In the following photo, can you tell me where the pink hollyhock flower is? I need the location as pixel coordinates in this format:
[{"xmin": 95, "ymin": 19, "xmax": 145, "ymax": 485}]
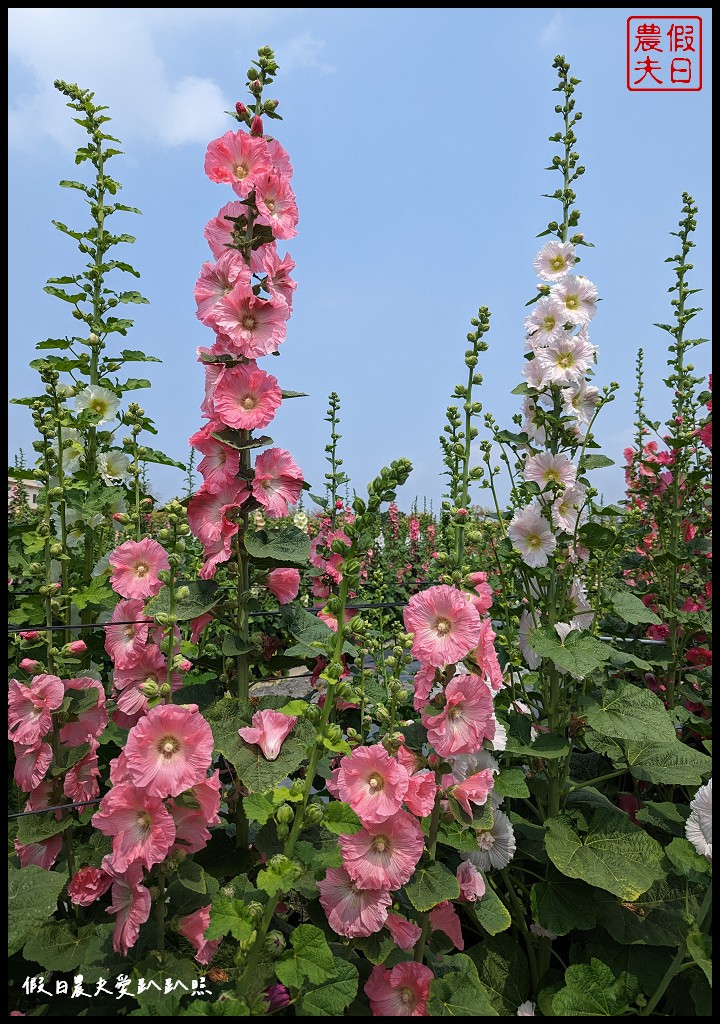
[
  {"xmin": 549, "ymin": 274, "xmax": 598, "ymax": 325},
  {"xmin": 204, "ymin": 130, "xmax": 272, "ymax": 197},
  {"xmin": 696, "ymin": 421, "xmax": 712, "ymax": 449},
  {"xmin": 524, "ymin": 452, "xmax": 577, "ymax": 491},
  {"xmin": 169, "ymin": 803, "xmax": 212, "ymax": 854},
  {"xmin": 395, "ymin": 744, "xmax": 422, "ymax": 776},
  {"xmin": 8, "ymin": 674, "xmax": 64, "ymax": 746},
  {"xmin": 337, "ymin": 745, "xmax": 410, "ymax": 825},
  {"xmin": 189, "ymin": 612, "xmax": 213, "ymax": 645},
  {"xmin": 255, "ymin": 170, "xmax": 299, "ymax": 240},
  {"xmin": 263, "ymin": 984, "xmax": 291, "ymax": 1012},
  {"xmin": 448, "ymin": 768, "xmax": 495, "ymax": 817},
  {"xmin": 551, "ymin": 483, "xmax": 587, "ymax": 534},
  {"xmin": 412, "ymin": 662, "xmax": 438, "ymax": 711},
  {"xmin": 317, "ymin": 866, "xmax": 391, "ymax": 938},
  {"xmin": 18, "ymin": 631, "xmax": 41, "ymax": 641},
  {"xmin": 404, "ymin": 770, "xmax": 437, "ymax": 818},
  {"xmin": 260, "ymin": 247, "xmax": 297, "ymax": 307},
  {"xmin": 19, "ymin": 658, "xmax": 41, "ymax": 672},
  {"xmin": 266, "ymin": 137, "xmax": 293, "ymax": 179},
  {"xmin": 13, "ymin": 741, "xmax": 52, "ymax": 792},
  {"xmin": 203, "ymin": 200, "xmax": 255, "ymax": 259},
  {"xmin": 124, "ymin": 704, "xmax": 215, "ymax": 798},
  {"xmin": 252, "ymin": 447, "xmax": 304, "ymax": 518},
  {"xmin": 199, "ymin": 526, "xmax": 237, "ymax": 580},
  {"xmin": 385, "ymin": 912, "xmax": 422, "ymax": 951},
  {"xmin": 109, "ymin": 750, "xmax": 131, "ymax": 784},
  {"xmin": 212, "ymin": 363, "xmax": 282, "ymax": 431},
  {"xmin": 59, "ymin": 676, "xmax": 108, "ymax": 746},
  {"xmin": 339, "ymin": 810, "xmax": 425, "ymax": 890},
  {"xmin": 422, "ymin": 675, "xmax": 496, "ymax": 758},
  {"xmin": 213, "ymin": 290, "xmax": 289, "ymax": 359},
  {"xmin": 457, "ymin": 860, "xmax": 486, "ymax": 901},
  {"xmin": 365, "ymin": 962, "xmax": 434, "ymax": 1016},
  {"xmin": 508, "ymin": 502, "xmax": 557, "ymax": 569},
  {"xmin": 66, "ymin": 639, "xmax": 87, "ymax": 655},
  {"xmin": 103, "ymin": 858, "xmax": 152, "ymax": 955},
  {"xmin": 109, "ymin": 538, "xmax": 169, "ymax": 600},
  {"xmin": 25, "ymin": 779, "xmax": 60, "ymax": 815},
  {"xmin": 14, "ymin": 834, "xmax": 63, "ymax": 870},
  {"xmin": 430, "ymin": 900, "xmax": 464, "ymax": 950},
  {"xmin": 112, "ymin": 643, "xmax": 169, "ymax": 698},
  {"xmin": 92, "ymin": 782, "xmax": 176, "ymax": 872},
  {"xmin": 471, "ymin": 619, "xmax": 504, "ymax": 693},
  {"xmin": 104, "ymin": 598, "xmax": 151, "ymax": 669},
  {"xmin": 64, "ymin": 738, "xmax": 101, "ymax": 803},
  {"xmin": 194, "ymin": 251, "xmax": 251, "ymax": 325},
  {"xmin": 68, "ymin": 866, "xmax": 113, "ymax": 906},
  {"xmin": 190, "ymin": 422, "xmax": 241, "ymax": 494},
  {"xmin": 404, "ymin": 585, "xmax": 482, "ymax": 668},
  {"xmin": 238, "ymin": 709, "xmax": 297, "ymax": 760},
  {"xmin": 198, "ymin": 356, "xmax": 224, "ymax": 418},
  {"xmin": 179, "ymin": 905, "xmax": 222, "ymax": 965},
  {"xmin": 687, "ymin": 647, "xmax": 712, "ymax": 668},
  {"xmin": 186, "ymin": 769, "xmax": 223, "ymax": 825},
  {"xmin": 187, "ymin": 478, "xmax": 249, "ymax": 546},
  {"xmin": 468, "ymin": 571, "xmax": 493, "ymax": 615},
  {"xmin": 266, "ymin": 567, "xmax": 301, "ymax": 604}
]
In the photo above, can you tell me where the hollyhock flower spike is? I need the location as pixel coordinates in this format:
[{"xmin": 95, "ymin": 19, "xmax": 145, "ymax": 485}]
[
  {"xmin": 109, "ymin": 538, "xmax": 169, "ymax": 600},
  {"xmin": 238, "ymin": 709, "xmax": 297, "ymax": 760},
  {"xmin": 124, "ymin": 704, "xmax": 214, "ymax": 798},
  {"xmin": 317, "ymin": 866, "xmax": 391, "ymax": 938},
  {"xmin": 364, "ymin": 962, "xmax": 434, "ymax": 1017},
  {"xmin": 337, "ymin": 745, "xmax": 410, "ymax": 824},
  {"xmin": 404, "ymin": 584, "xmax": 482, "ymax": 668}
]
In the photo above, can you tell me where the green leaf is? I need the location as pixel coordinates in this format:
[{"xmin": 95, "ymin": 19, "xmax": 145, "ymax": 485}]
[
  {"xmin": 23, "ymin": 922, "xmax": 109, "ymax": 972},
  {"xmin": 686, "ymin": 928, "xmax": 712, "ymax": 986},
  {"xmin": 146, "ymin": 580, "xmax": 220, "ymax": 621},
  {"xmin": 323, "ymin": 801, "xmax": 362, "ymax": 836},
  {"xmin": 578, "ymin": 523, "xmax": 617, "ymax": 550},
  {"xmin": 117, "ymin": 290, "xmax": 149, "ymax": 304},
  {"xmin": 592, "ymin": 735, "xmax": 715, "ymax": 786},
  {"xmin": 664, "ymin": 837, "xmax": 711, "ymax": 881},
  {"xmin": 243, "ymin": 792, "xmax": 275, "ymax": 826},
  {"xmin": 492, "ymin": 769, "xmax": 530, "ymax": 799},
  {"xmin": 256, "ymin": 858, "xmax": 302, "ymax": 896},
  {"xmin": 138, "ymin": 444, "xmax": 185, "ymax": 469},
  {"xmin": 634, "ymin": 801, "xmax": 686, "ymax": 836},
  {"xmin": 545, "ymin": 810, "xmax": 665, "ymax": 900},
  {"xmin": 281, "ymin": 603, "xmax": 357, "ymax": 658},
  {"xmin": 471, "ymin": 884, "xmax": 512, "ymax": 936},
  {"xmin": 529, "ymin": 627, "xmax": 612, "ymax": 677},
  {"xmin": 404, "ymin": 861, "xmax": 460, "ymax": 912},
  {"xmin": 275, "ymin": 924, "xmax": 334, "ymax": 988},
  {"xmin": 466, "ymin": 934, "xmax": 530, "ymax": 1016},
  {"xmin": 606, "ymin": 589, "xmax": 662, "ymax": 626},
  {"xmin": 16, "ymin": 809, "xmax": 75, "ymax": 845},
  {"xmin": 593, "ymin": 881, "xmax": 705, "ymax": 947},
  {"xmin": 530, "ymin": 877, "xmax": 597, "ymax": 937},
  {"xmin": 280, "ymin": 390, "xmax": 309, "ymax": 399},
  {"xmin": 581, "ymin": 682, "xmax": 676, "ymax": 743},
  {"xmin": 354, "ymin": 931, "xmax": 397, "ymax": 965},
  {"xmin": 8, "ymin": 865, "xmax": 66, "ymax": 956},
  {"xmin": 427, "ymin": 965, "xmax": 499, "ymax": 1016},
  {"xmin": 551, "ymin": 959, "xmax": 633, "ymax": 1016},
  {"xmin": 221, "ymin": 634, "xmax": 255, "ymax": 657},
  {"xmin": 245, "ymin": 525, "xmax": 312, "ymax": 567},
  {"xmin": 217, "ymin": 712, "xmax": 314, "ymax": 793},
  {"xmin": 583, "ymin": 936, "xmax": 674, "ymax": 999},
  {"xmin": 297, "ymin": 958, "xmax": 359, "ymax": 1016},
  {"xmin": 119, "ymin": 348, "xmax": 162, "ymax": 362},
  {"xmin": 581, "ymin": 454, "xmax": 615, "ymax": 470},
  {"xmin": 211, "ymin": 428, "xmax": 273, "ymax": 451},
  {"xmin": 206, "ymin": 881, "xmax": 255, "ymax": 943},
  {"xmin": 505, "ymin": 715, "xmax": 569, "ymax": 759},
  {"xmin": 120, "ymin": 377, "xmax": 152, "ymax": 390}
]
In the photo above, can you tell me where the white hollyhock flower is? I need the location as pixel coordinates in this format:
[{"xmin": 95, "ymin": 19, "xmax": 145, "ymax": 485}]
[
  {"xmin": 524, "ymin": 452, "xmax": 577, "ymax": 491},
  {"xmin": 524, "ymin": 297, "xmax": 566, "ymax": 347},
  {"xmin": 533, "ymin": 240, "xmax": 577, "ymax": 281},
  {"xmin": 467, "ymin": 808, "xmax": 516, "ymax": 871},
  {"xmin": 75, "ymin": 384, "xmax": 120, "ymax": 424},
  {"xmin": 517, "ymin": 1001, "xmax": 537, "ymax": 1016},
  {"xmin": 508, "ymin": 502, "xmax": 557, "ymax": 568},
  {"xmin": 686, "ymin": 779, "xmax": 712, "ymax": 861},
  {"xmin": 549, "ymin": 274, "xmax": 598, "ymax": 325},
  {"xmin": 552, "ymin": 483, "xmax": 587, "ymax": 534},
  {"xmin": 535, "ymin": 330, "xmax": 596, "ymax": 388},
  {"xmin": 57, "ymin": 427, "xmax": 84, "ymax": 474},
  {"xmin": 568, "ymin": 578, "xmax": 593, "ymax": 630},
  {"xmin": 561, "ymin": 380, "xmax": 601, "ymax": 426},
  {"xmin": 98, "ymin": 450, "xmax": 131, "ymax": 484}
]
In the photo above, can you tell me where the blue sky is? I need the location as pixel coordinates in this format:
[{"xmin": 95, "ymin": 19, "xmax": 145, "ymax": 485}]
[{"xmin": 8, "ymin": 8, "xmax": 712, "ymax": 512}]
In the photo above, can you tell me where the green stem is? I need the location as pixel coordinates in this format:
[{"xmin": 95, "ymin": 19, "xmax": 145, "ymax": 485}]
[
  {"xmin": 413, "ymin": 773, "xmax": 444, "ymax": 964},
  {"xmin": 154, "ymin": 867, "xmax": 166, "ymax": 958},
  {"xmin": 640, "ymin": 883, "xmax": 711, "ymax": 1015}
]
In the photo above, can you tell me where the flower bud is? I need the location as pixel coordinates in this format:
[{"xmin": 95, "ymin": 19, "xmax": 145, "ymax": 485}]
[
  {"xmin": 264, "ymin": 930, "xmax": 286, "ymax": 954},
  {"xmin": 275, "ymin": 804, "xmax": 295, "ymax": 825},
  {"xmin": 64, "ymin": 639, "xmax": 87, "ymax": 656},
  {"xmin": 245, "ymin": 902, "xmax": 264, "ymax": 924},
  {"xmin": 239, "ymin": 929, "xmax": 258, "ymax": 953},
  {"xmin": 139, "ymin": 679, "xmax": 160, "ymax": 698},
  {"xmin": 304, "ymin": 802, "xmax": 325, "ymax": 826},
  {"xmin": 250, "ymin": 116, "xmax": 264, "ymax": 136},
  {"xmin": 236, "ymin": 101, "xmax": 248, "ymax": 117},
  {"xmin": 159, "ymin": 683, "xmax": 172, "ymax": 697}
]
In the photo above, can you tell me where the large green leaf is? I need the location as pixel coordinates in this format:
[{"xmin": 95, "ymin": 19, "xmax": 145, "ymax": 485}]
[
  {"xmin": 297, "ymin": 958, "xmax": 359, "ymax": 1016},
  {"xmin": 581, "ymin": 683, "xmax": 676, "ymax": 743},
  {"xmin": 275, "ymin": 924, "xmax": 334, "ymax": 988},
  {"xmin": 466, "ymin": 934, "xmax": 530, "ymax": 1015},
  {"xmin": 686, "ymin": 928, "xmax": 712, "ymax": 986},
  {"xmin": 583, "ymin": 935, "xmax": 674, "ymax": 1001},
  {"xmin": 323, "ymin": 801, "xmax": 362, "ymax": 836},
  {"xmin": 492, "ymin": 769, "xmax": 530, "ymax": 799},
  {"xmin": 244, "ymin": 525, "xmax": 311, "ymax": 566},
  {"xmin": 530, "ymin": 877, "xmax": 597, "ymax": 937},
  {"xmin": 545, "ymin": 810, "xmax": 665, "ymax": 900},
  {"xmin": 664, "ymin": 837, "xmax": 711, "ymax": 882},
  {"xmin": 427, "ymin": 957, "xmax": 499, "ymax": 1016},
  {"xmin": 593, "ymin": 881, "xmax": 705, "ymax": 947},
  {"xmin": 551, "ymin": 959, "xmax": 635, "ymax": 1016},
  {"xmin": 606, "ymin": 589, "xmax": 662, "ymax": 626},
  {"xmin": 404, "ymin": 861, "xmax": 460, "ymax": 912},
  {"xmin": 470, "ymin": 884, "xmax": 512, "ymax": 936},
  {"xmin": 145, "ymin": 580, "xmax": 221, "ymax": 621},
  {"xmin": 585, "ymin": 733, "xmax": 712, "ymax": 785},
  {"xmin": 15, "ymin": 809, "xmax": 75, "ymax": 845},
  {"xmin": 8, "ymin": 865, "xmax": 66, "ymax": 956},
  {"xmin": 220, "ymin": 716, "xmax": 313, "ymax": 793},
  {"xmin": 23, "ymin": 921, "xmax": 110, "ymax": 972},
  {"xmin": 529, "ymin": 627, "xmax": 612, "ymax": 677}
]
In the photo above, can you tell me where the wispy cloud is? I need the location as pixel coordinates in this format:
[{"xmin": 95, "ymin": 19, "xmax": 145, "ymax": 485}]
[
  {"xmin": 539, "ymin": 13, "xmax": 563, "ymax": 46},
  {"xmin": 277, "ymin": 31, "xmax": 335, "ymax": 74}
]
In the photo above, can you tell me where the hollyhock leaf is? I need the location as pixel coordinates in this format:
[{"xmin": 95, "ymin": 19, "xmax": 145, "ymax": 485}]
[
  {"xmin": 243, "ymin": 792, "xmax": 276, "ymax": 825},
  {"xmin": 593, "ymin": 880, "xmax": 705, "ymax": 947},
  {"xmin": 323, "ymin": 801, "xmax": 362, "ymax": 836},
  {"xmin": 131, "ymin": 953, "xmax": 199, "ymax": 1015},
  {"xmin": 295, "ymin": 837, "xmax": 343, "ymax": 870},
  {"xmin": 691, "ymin": 976, "xmax": 712, "ymax": 1016},
  {"xmin": 277, "ymin": 700, "xmax": 311, "ymax": 717},
  {"xmin": 466, "ymin": 934, "xmax": 530, "ymax": 1016},
  {"xmin": 176, "ymin": 860, "xmax": 217, "ymax": 896},
  {"xmin": 355, "ymin": 931, "xmax": 397, "ymax": 965},
  {"xmin": 583, "ymin": 937, "xmax": 674, "ymax": 999},
  {"xmin": 551, "ymin": 959, "xmax": 634, "ymax": 1016},
  {"xmin": 221, "ymin": 635, "xmax": 256, "ymax": 657},
  {"xmin": 622, "ymin": 738, "xmax": 712, "ymax": 786},
  {"xmin": 16, "ymin": 811, "xmax": 75, "ymax": 845},
  {"xmin": 606, "ymin": 590, "xmax": 662, "ymax": 626},
  {"xmin": 495, "ymin": 429, "xmax": 530, "ymax": 445},
  {"xmin": 634, "ymin": 801, "xmax": 687, "ymax": 836},
  {"xmin": 229, "ymin": 718, "xmax": 314, "ymax": 793},
  {"xmin": 8, "ymin": 864, "xmax": 66, "ymax": 955},
  {"xmin": 581, "ymin": 454, "xmax": 615, "ymax": 470},
  {"xmin": 280, "ymin": 390, "xmax": 309, "ymax": 399},
  {"xmin": 245, "ymin": 526, "xmax": 312, "ymax": 566},
  {"xmin": 545, "ymin": 810, "xmax": 665, "ymax": 900},
  {"xmin": 437, "ymin": 821, "xmax": 481, "ymax": 853},
  {"xmin": 404, "ymin": 861, "xmax": 460, "ymax": 913},
  {"xmin": 206, "ymin": 893, "xmax": 255, "ymax": 943},
  {"xmin": 146, "ymin": 580, "xmax": 220, "ymax": 620},
  {"xmin": 119, "ymin": 349, "xmax": 162, "ymax": 362},
  {"xmin": 256, "ymin": 859, "xmax": 302, "ymax": 896},
  {"xmin": 530, "ymin": 878, "xmax": 597, "ymax": 937},
  {"xmin": 179, "ymin": 998, "xmax": 249, "ymax": 1016},
  {"xmin": 606, "ymin": 649, "xmax": 654, "ymax": 672},
  {"xmin": 297, "ymin": 958, "xmax": 359, "ymax": 1016},
  {"xmin": 23, "ymin": 921, "xmax": 108, "ymax": 972},
  {"xmin": 427, "ymin": 970, "xmax": 499, "ymax": 1016},
  {"xmin": 133, "ymin": 445, "xmax": 185, "ymax": 468},
  {"xmin": 275, "ymin": 924, "xmax": 334, "ymax": 987},
  {"xmin": 117, "ymin": 290, "xmax": 149, "ymax": 304},
  {"xmin": 281, "ymin": 605, "xmax": 358, "ymax": 656},
  {"xmin": 578, "ymin": 523, "xmax": 617, "ymax": 549},
  {"xmin": 529, "ymin": 627, "xmax": 612, "ymax": 677},
  {"xmin": 469, "ymin": 885, "xmax": 512, "ymax": 936},
  {"xmin": 211, "ymin": 428, "xmax": 273, "ymax": 451},
  {"xmin": 506, "ymin": 717, "xmax": 569, "ymax": 760},
  {"xmin": 686, "ymin": 928, "xmax": 712, "ymax": 986},
  {"xmin": 664, "ymin": 838, "xmax": 711, "ymax": 881},
  {"xmin": 493, "ymin": 769, "xmax": 530, "ymax": 799},
  {"xmin": 581, "ymin": 683, "xmax": 676, "ymax": 743}
]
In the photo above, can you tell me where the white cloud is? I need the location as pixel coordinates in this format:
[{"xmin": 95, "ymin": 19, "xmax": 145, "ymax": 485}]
[
  {"xmin": 277, "ymin": 31, "xmax": 335, "ymax": 74},
  {"xmin": 539, "ymin": 13, "xmax": 563, "ymax": 46}
]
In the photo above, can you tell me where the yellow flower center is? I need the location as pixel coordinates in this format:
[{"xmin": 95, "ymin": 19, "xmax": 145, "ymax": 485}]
[
  {"xmin": 90, "ymin": 399, "xmax": 107, "ymax": 413},
  {"xmin": 367, "ymin": 773, "xmax": 384, "ymax": 792},
  {"xmin": 134, "ymin": 562, "xmax": 149, "ymax": 578},
  {"xmin": 124, "ymin": 625, "xmax": 136, "ymax": 639},
  {"xmin": 435, "ymin": 617, "xmax": 452, "ymax": 636},
  {"xmin": 373, "ymin": 836, "xmax": 388, "ymax": 853},
  {"xmin": 242, "ymin": 395, "xmax": 257, "ymax": 410},
  {"xmin": 542, "ymin": 315, "xmax": 556, "ymax": 331},
  {"xmin": 234, "ymin": 162, "xmax": 249, "ymax": 180},
  {"xmin": 565, "ymin": 294, "xmax": 580, "ymax": 310},
  {"xmin": 400, "ymin": 989, "xmax": 415, "ymax": 1006},
  {"xmin": 242, "ymin": 315, "xmax": 257, "ymax": 331},
  {"xmin": 158, "ymin": 736, "xmax": 180, "ymax": 760},
  {"xmin": 549, "ymin": 254, "xmax": 566, "ymax": 270},
  {"xmin": 556, "ymin": 353, "xmax": 575, "ymax": 369},
  {"xmin": 136, "ymin": 811, "xmax": 152, "ymax": 835}
]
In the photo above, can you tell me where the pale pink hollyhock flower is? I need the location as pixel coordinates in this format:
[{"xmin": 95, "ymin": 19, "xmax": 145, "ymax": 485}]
[
  {"xmin": 536, "ymin": 330, "xmax": 597, "ymax": 388},
  {"xmin": 124, "ymin": 704, "xmax": 215, "ymax": 798},
  {"xmin": 252, "ymin": 447, "xmax": 304, "ymax": 518},
  {"xmin": 198, "ymin": 356, "xmax": 224, "ymax": 418},
  {"xmin": 317, "ymin": 866, "xmax": 391, "ymax": 938},
  {"xmin": 109, "ymin": 538, "xmax": 169, "ymax": 600},
  {"xmin": 467, "ymin": 808, "xmax": 517, "ymax": 872},
  {"xmin": 524, "ymin": 452, "xmax": 577, "ymax": 491},
  {"xmin": 213, "ymin": 290, "xmax": 289, "ymax": 359},
  {"xmin": 468, "ymin": 571, "xmax": 493, "ymax": 615},
  {"xmin": 260, "ymin": 247, "xmax": 297, "ymax": 307},
  {"xmin": 112, "ymin": 643, "xmax": 168, "ymax": 695},
  {"xmin": 396, "ymin": 744, "xmax": 422, "ymax": 776},
  {"xmin": 685, "ymin": 779, "xmax": 712, "ymax": 861},
  {"xmin": 24, "ymin": 779, "xmax": 59, "ymax": 815},
  {"xmin": 14, "ymin": 834, "xmax": 63, "ymax": 870},
  {"xmin": 404, "ymin": 770, "xmax": 437, "ymax": 818},
  {"xmin": 266, "ymin": 567, "xmax": 301, "ymax": 604},
  {"xmin": 430, "ymin": 900, "xmax": 464, "ymax": 950},
  {"xmin": 337, "ymin": 745, "xmax": 410, "ymax": 825},
  {"xmin": 13, "ymin": 741, "xmax": 52, "ymax": 792},
  {"xmin": 103, "ymin": 857, "xmax": 152, "ymax": 955},
  {"xmin": 187, "ymin": 769, "xmax": 223, "ymax": 826},
  {"xmin": 255, "ymin": 170, "xmax": 299, "ymax": 240},
  {"xmin": 109, "ymin": 750, "xmax": 131, "ymax": 785},
  {"xmin": 568, "ymin": 578, "xmax": 594, "ymax": 630},
  {"xmin": 523, "ymin": 296, "xmax": 566, "ymax": 347},
  {"xmin": 533, "ymin": 240, "xmax": 576, "ymax": 281},
  {"xmin": 238, "ymin": 709, "xmax": 297, "ymax": 760},
  {"xmin": 561, "ymin": 380, "xmax": 600, "ymax": 426},
  {"xmin": 189, "ymin": 612, "xmax": 214, "ymax": 645},
  {"xmin": 457, "ymin": 860, "xmax": 486, "ymax": 901},
  {"xmin": 66, "ymin": 639, "xmax": 87, "ymax": 655},
  {"xmin": 92, "ymin": 782, "xmax": 176, "ymax": 872},
  {"xmin": 199, "ymin": 526, "xmax": 237, "ymax": 580},
  {"xmin": 212, "ymin": 363, "xmax": 282, "ymax": 431},
  {"xmin": 472, "ymin": 619, "xmax": 504, "ymax": 693},
  {"xmin": 448, "ymin": 769, "xmax": 495, "ymax": 817},
  {"xmin": 204, "ymin": 200, "xmax": 250, "ymax": 259},
  {"xmin": 266, "ymin": 137, "xmax": 293, "ymax": 179},
  {"xmin": 190, "ymin": 423, "xmax": 242, "ymax": 494},
  {"xmin": 188, "ymin": 479, "xmax": 249, "ymax": 546},
  {"xmin": 64, "ymin": 738, "xmax": 101, "ymax": 803},
  {"xmin": 179, "ymin": 905, "xmax": 222, "ymax": 965},
  {"xmin": 508, "ymin": 502, "xmax": 557, "ymax": 568},
  {"xmin": 517, "ymin": 1001, "xmax": 537, "ymax": 1016},
  {"xmin": 339, "ymin": 810, "xmax": 424, "ymax": 890},
  {"xmin": 8, "ymin": 674, "xmax": 64, "ymax": 746},
  {"xmin": 412, "ymin": 662, "xmax": 438, "ymax": 712},
  {"xmin": 204, "ymin": 130, "xmax": 272, "ymax": 197},
  {"xmin": 519, "ymin": 610, "xmax": 542, "ymax": 670},
  {"xmin": 404, "ymin": 584, "xmax": 482, "ymax": 669},
  {"xmin": 549, "ymin": 274, "xmax": 598, "ymax": 325},
  {"xmin": 365, "ymin": 962, "xmax": 434, "ymax": 1016},
  {"xmin": 385, "ymin": 912, "xmax": 422, "ymax": 951},
  {"xmin": 68, "ymin": 865, "xmax": 113, "ymax": 906},
  {"xmin": 19, "ymin": 658, "xmax": 41, "ymax": 672},
  {"xmin": 422, "ymin": 675, "xmax": 495, "ymax": 758},
  {"xmin": 169, "ymin": 804, "xmax": 212, "ymax": 855},
  {"xmin": 566, "ymin": 541, "xmax": 590, "ymax": 565},
  {"xmin": 19, "ymin": 630, "xmax": 41, "ymax": 641},
  {"xmin": 194, "ymin": 251, "xmax": 251, "ymax": 325},
  {"xmin": 59, "ymin": 676, "xmax": 108, "ymax": 745},
  {"xmin": 551, "ymin": 483, "xmax": 587, "ymax": 534}
]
